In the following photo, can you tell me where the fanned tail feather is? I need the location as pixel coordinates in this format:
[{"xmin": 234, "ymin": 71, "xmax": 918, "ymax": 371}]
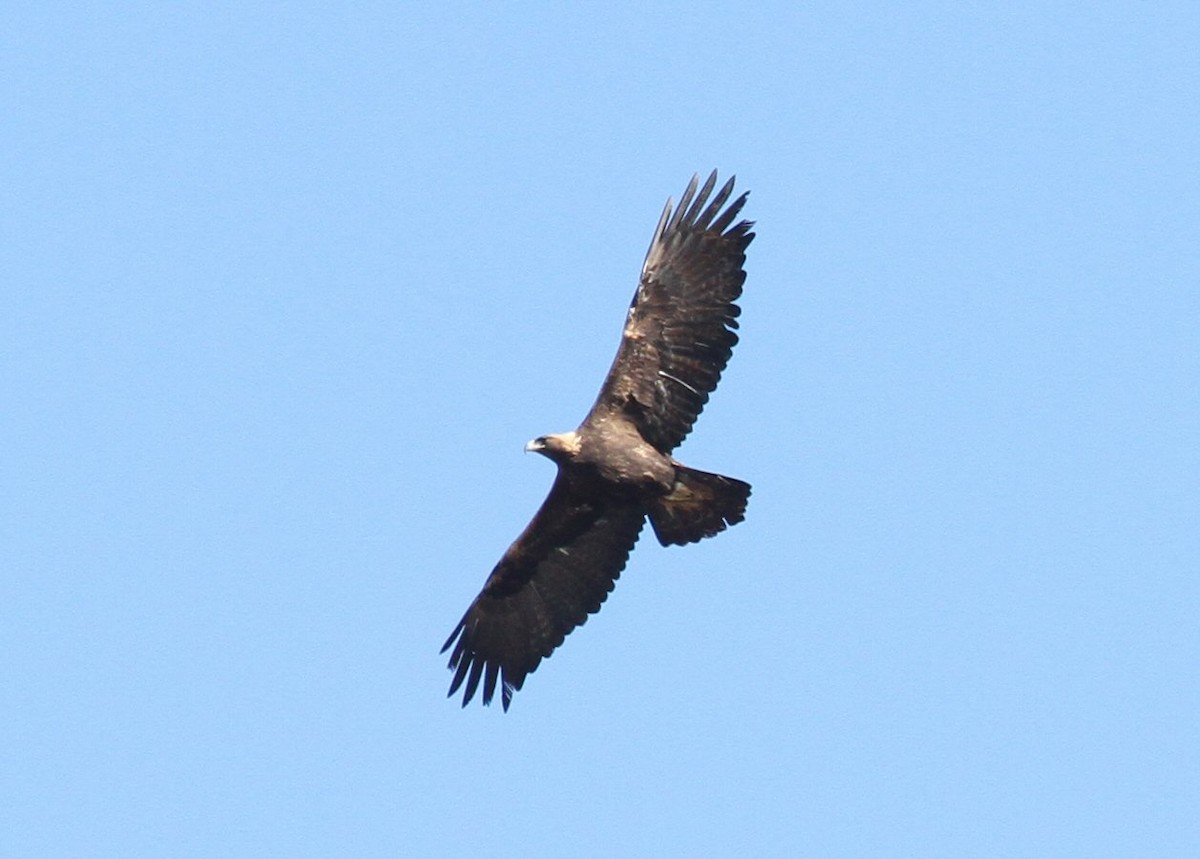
[{"xmin": 647, "ymin": 467, "xmax": 750, "ymax": 547}]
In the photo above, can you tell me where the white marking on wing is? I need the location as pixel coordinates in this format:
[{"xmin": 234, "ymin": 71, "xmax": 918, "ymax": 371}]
[{"xmin": 657, "ymin": 370, "xmax": 699, "ymax": 395}]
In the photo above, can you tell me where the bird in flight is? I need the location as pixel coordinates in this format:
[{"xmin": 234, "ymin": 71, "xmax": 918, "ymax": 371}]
[{"xmin": 442, "ymin": 171, "xmax": 755, "ymax": 710}]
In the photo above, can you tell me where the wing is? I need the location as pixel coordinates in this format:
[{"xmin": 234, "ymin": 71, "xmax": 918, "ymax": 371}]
[
  {"xmin": 441, "ymin": 473, "xmax": 646, "ymax": 710},
  {"xmin": 585, "ymin": 171, "xmax": 755, "ymax": 453}
]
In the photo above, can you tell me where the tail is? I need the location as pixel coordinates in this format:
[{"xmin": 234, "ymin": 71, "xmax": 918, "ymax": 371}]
[{"xmin": 647, "ymin": 466, "xmax": 751, "ymax": 547}]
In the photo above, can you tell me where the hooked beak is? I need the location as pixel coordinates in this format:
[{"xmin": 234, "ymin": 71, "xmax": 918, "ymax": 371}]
[{"xmin": 524, "ymin": 438, "xmax": 545, "ymax": 454}]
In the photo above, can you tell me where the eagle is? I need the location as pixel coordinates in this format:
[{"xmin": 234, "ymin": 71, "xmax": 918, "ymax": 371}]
[{"xmin": 442, "ymin": 171, "xmax": 755, "ymax": 710}]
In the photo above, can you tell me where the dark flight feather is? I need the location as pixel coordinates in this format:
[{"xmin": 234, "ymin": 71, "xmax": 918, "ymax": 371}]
[
  {"xmin": 442, "ymin": 473, "xmax": 645, "ymax": 710},
  {"xmin": 587, "ymin": 170, "xmax": 755, "ymax": 453}
]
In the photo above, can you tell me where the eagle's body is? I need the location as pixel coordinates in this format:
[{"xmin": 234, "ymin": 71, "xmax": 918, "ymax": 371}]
[{"xmin": 443, "ymin": 172, "xmax": 755, "ymax": 709}]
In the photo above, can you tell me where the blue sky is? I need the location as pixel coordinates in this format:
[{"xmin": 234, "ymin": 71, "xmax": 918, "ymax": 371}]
[{"xmin": 3, "ymin": 4, "xmax": 1197, "ymax": 856}]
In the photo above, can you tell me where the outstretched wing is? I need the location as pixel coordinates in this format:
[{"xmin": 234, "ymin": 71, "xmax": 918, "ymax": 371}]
[
  {"xmin": 586, "ymin": 171, "xmax": 754, "ymax": 453},
  {"xmin": 441, "ymin": 474, "xmax": 646, "ymax": 710}
]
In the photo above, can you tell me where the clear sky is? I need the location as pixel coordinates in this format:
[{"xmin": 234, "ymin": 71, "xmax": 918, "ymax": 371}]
[{"xmin": 3, "ymin": 4, "xmax": 1197, "ymax": 857}]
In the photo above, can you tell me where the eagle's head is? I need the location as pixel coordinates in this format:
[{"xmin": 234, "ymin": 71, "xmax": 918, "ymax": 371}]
[{"xmin": 525, "ymin": 431, "xmax": 582, "ymax": 463}]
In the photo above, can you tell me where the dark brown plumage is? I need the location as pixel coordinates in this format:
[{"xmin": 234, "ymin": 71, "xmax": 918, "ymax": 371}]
[{"xmin": 442, "ymin": 172, "xmax": 754, "ymax": 710}]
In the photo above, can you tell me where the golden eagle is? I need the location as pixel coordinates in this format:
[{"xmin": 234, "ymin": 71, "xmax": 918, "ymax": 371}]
[{"xmin": 442, "ymin": 171, "xmax": 754, "ymax": 710}]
